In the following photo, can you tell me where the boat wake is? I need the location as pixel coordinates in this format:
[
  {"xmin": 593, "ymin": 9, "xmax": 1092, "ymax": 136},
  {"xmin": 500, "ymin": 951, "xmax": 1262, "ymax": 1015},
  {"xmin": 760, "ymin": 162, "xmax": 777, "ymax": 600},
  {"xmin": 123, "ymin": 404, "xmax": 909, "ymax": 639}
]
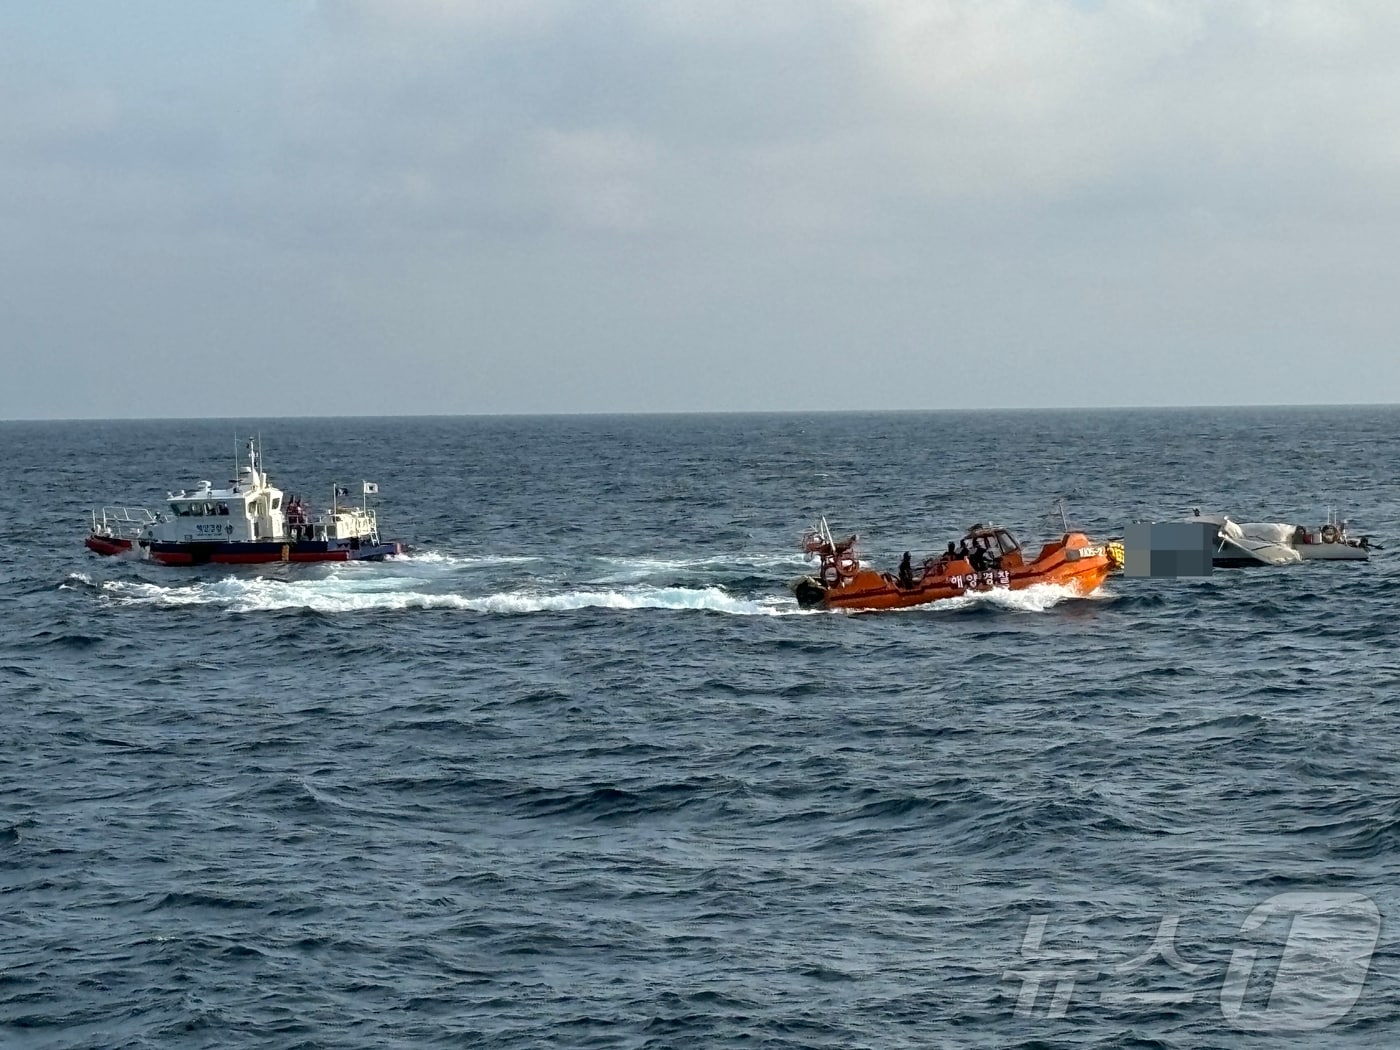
[
  {"xmin": 95, "ymin": 576, "xmax": 801, "ymax": 617},
  {"xmin": 86, "ymin": 574, "xmax": 1097, "ymax": 618},
  {"xmin": 586, "ymin": 552, "xmax": 807, "ymax": 583},
  {"xmin": 388, "ymin": 551, "xmax": 543, "ymax": 568},
  {"xmin": 907, "ymin": 581, "xmax": 1106, "ymax": 614},
  {"xmin": 388, "ymin": 549, "xmax": 807, "ymax": 585},
  {"xmin": 72, "ymin": 552, "xmax": 1101, "ymax": 619}
]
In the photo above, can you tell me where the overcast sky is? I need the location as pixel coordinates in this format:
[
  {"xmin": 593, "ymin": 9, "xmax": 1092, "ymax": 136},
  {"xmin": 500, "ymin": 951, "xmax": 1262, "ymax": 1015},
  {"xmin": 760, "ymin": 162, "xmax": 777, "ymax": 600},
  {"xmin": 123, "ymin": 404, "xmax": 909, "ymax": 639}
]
[{"xmin": 3, "ymin": 0, "xmax": 1400, "ymax": 418}]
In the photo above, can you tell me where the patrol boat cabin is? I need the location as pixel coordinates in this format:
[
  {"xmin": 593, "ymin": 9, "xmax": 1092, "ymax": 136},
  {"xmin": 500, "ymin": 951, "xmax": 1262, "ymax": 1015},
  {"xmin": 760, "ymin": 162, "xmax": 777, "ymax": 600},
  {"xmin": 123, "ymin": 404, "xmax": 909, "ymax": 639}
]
[{"xmin": 86, "ymin": 440, "xmax": 402, "ymax": 565}]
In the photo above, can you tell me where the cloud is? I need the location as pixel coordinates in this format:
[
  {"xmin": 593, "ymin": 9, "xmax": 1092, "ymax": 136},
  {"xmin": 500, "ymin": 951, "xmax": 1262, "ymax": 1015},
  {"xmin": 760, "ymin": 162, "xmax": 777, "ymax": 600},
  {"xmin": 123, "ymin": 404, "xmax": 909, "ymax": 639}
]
[
  {"xmin": 317, "ymin": 0, "xmax": 569, "ymax": 34},
  {"xmin": 252, "ymin": 0, "xmax": 1400, "ymax": 250},
  {"xmin": 5, "ymin": 1, "xmax": 1400, "ymax": 415},
  {"xmin": 529, "ymin": 127, "xmax": 659, "ymax": 232},
  {"xmin": 853, "ymin": 0, "xmax": 1400, "ymax": 204}
]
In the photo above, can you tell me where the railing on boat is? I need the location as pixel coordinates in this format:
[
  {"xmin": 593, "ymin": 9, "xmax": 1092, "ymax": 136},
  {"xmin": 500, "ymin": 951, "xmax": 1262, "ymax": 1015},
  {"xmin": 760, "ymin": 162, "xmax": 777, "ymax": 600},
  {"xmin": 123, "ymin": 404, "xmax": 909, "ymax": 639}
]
[{"xmin": 90, "ymin": 506, "xmax": 157, "ymax": 537}]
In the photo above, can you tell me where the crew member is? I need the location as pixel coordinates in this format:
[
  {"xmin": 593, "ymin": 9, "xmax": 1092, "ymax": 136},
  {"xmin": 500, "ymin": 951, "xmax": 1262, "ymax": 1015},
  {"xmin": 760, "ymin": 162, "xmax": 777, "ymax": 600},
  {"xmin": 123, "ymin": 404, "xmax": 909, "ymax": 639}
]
[{"xmin": 898, "ymin": 551, "xmax": 914, "ymax": 589}]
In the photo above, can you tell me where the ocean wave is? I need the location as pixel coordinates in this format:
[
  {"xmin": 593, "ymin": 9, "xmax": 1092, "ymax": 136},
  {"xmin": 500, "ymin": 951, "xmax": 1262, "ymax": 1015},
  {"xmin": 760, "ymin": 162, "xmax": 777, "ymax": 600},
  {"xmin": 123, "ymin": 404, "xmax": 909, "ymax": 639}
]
[
  {"xmin": 451, "ymin": 586, "xmax": 797, "ymax": 616},
  {"xmin": 902, "ymin": 581, "xmax": 1104, "ymax": 615},
  {"xmin": 85, "ymin": 571, "xmax": 1095, "ymax": 617},
  {"xmin": 389, "ymin": 549, "xmax": 809, "ymax": 592},
  {"xmin": 96, "ymin": 577, "xmax": 799, "ymax": 617},
  {"xmin": 388, "ymin": 551, "xmax": 542, "ymax": 567},
  {"xmin": 588, "ymin": 552, "xmax": 808, "ymax": 580}
]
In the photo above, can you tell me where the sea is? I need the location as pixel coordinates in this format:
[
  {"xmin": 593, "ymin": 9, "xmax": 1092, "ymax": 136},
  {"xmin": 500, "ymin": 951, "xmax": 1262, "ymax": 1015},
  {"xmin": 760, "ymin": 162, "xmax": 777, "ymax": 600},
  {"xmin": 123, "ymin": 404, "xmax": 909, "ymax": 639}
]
[{"xmin": 3, "ymin": 407, "xmax": 1399, "ymax": 1049}]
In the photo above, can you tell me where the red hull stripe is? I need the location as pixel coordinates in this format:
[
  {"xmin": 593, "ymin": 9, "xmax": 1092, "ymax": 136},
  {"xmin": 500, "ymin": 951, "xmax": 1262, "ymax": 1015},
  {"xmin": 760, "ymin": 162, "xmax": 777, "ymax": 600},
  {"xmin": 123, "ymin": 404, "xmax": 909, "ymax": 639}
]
[
  {"xmin": 149, "ymin": 551, "xmax": 357, "ymax": 565},
  {"xmin": 144, "ymin": 541, "xmax": 401, "ymax": 566}
]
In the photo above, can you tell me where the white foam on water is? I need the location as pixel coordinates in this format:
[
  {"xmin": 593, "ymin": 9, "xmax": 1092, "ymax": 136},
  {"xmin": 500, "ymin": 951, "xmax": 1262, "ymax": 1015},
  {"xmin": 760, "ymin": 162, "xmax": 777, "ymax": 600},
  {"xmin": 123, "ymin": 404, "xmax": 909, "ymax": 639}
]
[
  {"xmin": 98, "ymin": 577, "xmax": 802, "ymax": 616},
  {"xmin": 459, "ymin": 587, "xmax": 797, "ymax": 616},
  {"xmin": 909, "ymin": 581, "xmax": 1103, "ymax": 614},
  {"xmin": 388, "ymin": 551, "xmax": 542, "ymax": 567},
  {"xmin": 59, "ymin": 572, "xmax": 95, "ymax": 590},
  {"xmin": 93, "ymin": 570, "xmax": 1097, "ymax": 617},
  {"xmin": 588, "ymin": 552, "xmax": 807, "ymax": 582},
  {"xmin": 599, "ymin": 553, "xmax": 804, "ymax": 569}
]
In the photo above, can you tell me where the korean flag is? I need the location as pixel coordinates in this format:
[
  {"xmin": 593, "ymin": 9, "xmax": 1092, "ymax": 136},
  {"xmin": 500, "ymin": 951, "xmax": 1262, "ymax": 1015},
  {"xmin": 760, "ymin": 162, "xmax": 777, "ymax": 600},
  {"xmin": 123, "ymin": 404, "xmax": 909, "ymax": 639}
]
[{"xmin": 363, "ymin": 482, "xmax": 379, "ymax": 495}]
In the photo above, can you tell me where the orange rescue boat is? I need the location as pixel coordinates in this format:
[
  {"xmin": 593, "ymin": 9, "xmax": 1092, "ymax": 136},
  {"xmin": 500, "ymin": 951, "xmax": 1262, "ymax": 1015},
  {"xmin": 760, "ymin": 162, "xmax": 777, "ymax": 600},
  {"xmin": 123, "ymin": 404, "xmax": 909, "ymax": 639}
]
[{"xmin": 792, "ymin": 517, "xmax": 1117, "ymax": 611}]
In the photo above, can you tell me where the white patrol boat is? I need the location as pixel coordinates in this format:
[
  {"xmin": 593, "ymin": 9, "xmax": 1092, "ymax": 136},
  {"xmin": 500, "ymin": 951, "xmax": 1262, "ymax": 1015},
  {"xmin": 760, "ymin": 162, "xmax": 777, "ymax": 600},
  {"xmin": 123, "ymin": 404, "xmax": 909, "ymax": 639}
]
[{"xmin": 85, "ymin": 440, "xmax": 402, "ymax": 565}]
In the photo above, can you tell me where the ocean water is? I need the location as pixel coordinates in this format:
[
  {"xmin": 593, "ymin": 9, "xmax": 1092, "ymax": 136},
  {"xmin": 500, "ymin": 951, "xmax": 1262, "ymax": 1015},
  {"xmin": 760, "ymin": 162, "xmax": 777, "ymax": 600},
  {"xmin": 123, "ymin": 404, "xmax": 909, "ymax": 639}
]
[{"xmin": 3, "ymin": 408, "xmax": 1399, "ymax": 1048}]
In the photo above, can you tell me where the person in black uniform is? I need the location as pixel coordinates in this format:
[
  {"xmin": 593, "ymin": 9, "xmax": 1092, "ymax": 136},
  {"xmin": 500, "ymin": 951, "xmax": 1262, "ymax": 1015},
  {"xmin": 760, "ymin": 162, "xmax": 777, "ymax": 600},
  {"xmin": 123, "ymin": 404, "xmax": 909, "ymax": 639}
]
[
  {"xmin": 969, "ymin": 539, "xmax": 989, "ymax": 572},
  {"xmin": 898, "ymin": 551, "xmax": 914, "ymax": 589}
]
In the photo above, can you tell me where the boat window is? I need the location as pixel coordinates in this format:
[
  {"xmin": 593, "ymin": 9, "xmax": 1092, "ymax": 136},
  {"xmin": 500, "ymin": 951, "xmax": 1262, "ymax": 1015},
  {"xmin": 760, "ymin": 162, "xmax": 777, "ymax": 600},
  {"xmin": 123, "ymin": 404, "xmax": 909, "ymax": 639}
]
[
  {"xmin": 995, "ymin": 530, "xmax": 1020, "ymax": 554},
  {"xmin": 271, "ymin": 497, "xmax": 280, "ymax": 510},
  {"xmin": 205, "ymin": 502, "xmax": 216, "ymax": 516},
  {"xmin": 191, "ymin": 502, "xmax": 204, "ymax": 516}
]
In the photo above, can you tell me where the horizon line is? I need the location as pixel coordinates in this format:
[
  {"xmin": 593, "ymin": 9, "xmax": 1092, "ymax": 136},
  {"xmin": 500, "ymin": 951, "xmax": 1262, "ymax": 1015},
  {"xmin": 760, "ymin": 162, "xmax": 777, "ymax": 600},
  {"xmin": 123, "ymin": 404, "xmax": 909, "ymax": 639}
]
[{"xmin": 2, "ymin": 400, "xmax": 1398, "ymax": 424}]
